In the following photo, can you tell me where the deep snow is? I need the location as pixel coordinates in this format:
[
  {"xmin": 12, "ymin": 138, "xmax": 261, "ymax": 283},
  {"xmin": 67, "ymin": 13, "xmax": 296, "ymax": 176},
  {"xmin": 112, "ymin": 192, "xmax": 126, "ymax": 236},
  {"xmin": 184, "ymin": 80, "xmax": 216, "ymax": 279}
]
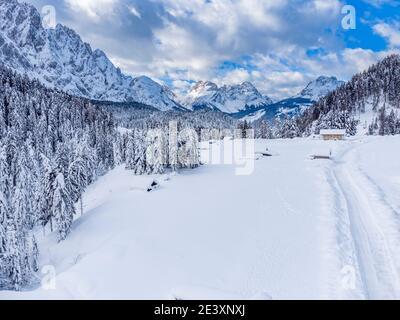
[{"xmin": 1, "ymin": 136, "xmax": 400, "ymax": 300}]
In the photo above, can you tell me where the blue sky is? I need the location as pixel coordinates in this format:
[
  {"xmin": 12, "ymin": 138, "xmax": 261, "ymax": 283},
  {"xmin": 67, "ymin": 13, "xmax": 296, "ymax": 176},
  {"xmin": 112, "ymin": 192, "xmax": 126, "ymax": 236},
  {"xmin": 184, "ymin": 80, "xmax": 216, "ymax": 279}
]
[{"xmin": 25, "ymin": 0, "xmax": 400, "ymax": 99}]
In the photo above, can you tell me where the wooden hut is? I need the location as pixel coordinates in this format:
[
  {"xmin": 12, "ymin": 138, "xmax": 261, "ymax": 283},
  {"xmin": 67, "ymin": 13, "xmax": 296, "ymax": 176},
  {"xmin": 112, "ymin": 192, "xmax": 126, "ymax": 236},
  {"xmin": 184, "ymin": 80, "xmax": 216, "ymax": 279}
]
[{"xmin": 320, "ymin": 129, "xmax": 346, "ymax": 141}]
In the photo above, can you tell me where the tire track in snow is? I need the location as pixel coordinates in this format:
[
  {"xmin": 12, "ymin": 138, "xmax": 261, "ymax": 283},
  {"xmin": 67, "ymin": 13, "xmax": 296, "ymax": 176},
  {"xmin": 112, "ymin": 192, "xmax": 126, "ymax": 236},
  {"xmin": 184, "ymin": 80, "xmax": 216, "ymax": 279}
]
[
  {"xmin": 357, "ymin": 166, "xmax": 400, "ymax": 222},
  {"xmin": 332, "ymin": 142, "xmax": 400, "ymax": 299},
  {"xmin": 325, "ymin": 166, "xmax": 366, "ymax": 299}
]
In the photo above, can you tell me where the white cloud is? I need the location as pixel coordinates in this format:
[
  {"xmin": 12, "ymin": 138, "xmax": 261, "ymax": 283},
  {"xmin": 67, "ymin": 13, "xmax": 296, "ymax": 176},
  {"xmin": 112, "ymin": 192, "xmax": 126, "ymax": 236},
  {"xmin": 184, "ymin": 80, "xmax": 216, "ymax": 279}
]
[
  {"xmin": 65, "ymin": 0, "xmax": 118, "ymax": 20},
  {"xmin": 129, "ymin": 6, "xmax": 141, "ymax": 19},
  {"xmin": 304, "ymin": 0, "xmax": 342, "ymax": 14},
  {"xmin": 171, "ymin": 79, "xmax": 192, "ymax": 99},
  {"xmin": 213, "ymin": 68, "xmax": 252, "ymax": 87},
  {"xmin": 374, "ymin": 22, "xmax": 400, "ymax": 48},
  {"xmin": 362, "ymin": 0, "xmax": 399, "ymax": 7},
  {"xmin": 152, "ymin": 21, "xmax": 223, "ymax": 78}
]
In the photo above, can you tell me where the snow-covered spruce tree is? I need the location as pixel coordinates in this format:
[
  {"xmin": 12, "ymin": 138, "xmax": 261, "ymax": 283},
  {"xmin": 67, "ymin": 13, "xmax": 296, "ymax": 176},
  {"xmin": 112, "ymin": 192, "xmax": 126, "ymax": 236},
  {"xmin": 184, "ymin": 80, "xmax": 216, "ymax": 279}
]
[
  {"xmin": 14, "ymin": 145, "xmax": 36, "ymax": 229},
  {"xmin": 77, "ymin": 142, "xmax": 97, "ymax": 186},
  {"xmin": 256, "ymin": 120, "xmax": 273, "ymax": 139},
  {"xmin": 4, "ymin": 221, "xmax": 24, "ymax": 290},
  {"xmin": 68, "ymin": 155, "xmax": 89, "ymax": 216},
  {"xmin": 146, "ymin": 129, "xmax": 167, "ymax": 175},
  {"xmin": 371, "ymin": 117, "xmax": 378, "ymax": 136},
  {"xmin": 95, "ymin": 128, "xmax": 115, "ymax": 176},
  {"xmin": 125, "ymin": 132, "xmax": 136, "ymax": 171},
  {"xmin": 28, "ymin": 235, "xmax": 39, "ymax": 274},
  {"xmin": 396, "ymin": 117, "xmax": 400, "ymax": 134},
  {"xmin": 0, "ymin": 144, "xmax": 12, "ymax": 287},
  {"xmin": 177, "ymin": 128, "xmax": 200, "ymax": 169},
  {"xmin": 0, "ymin": 143, "xmax": 11, "ymax": 199},
  {"xmin": 4, "ymin": 189, "xmax": 37, "ymax": 290},
  {"xmin": 378, "ymin": 107, "xmax": 386, "ymax": 136},
  {"xmin": 236, "ymin": 120, "xmax": 252, "ymax": 139},
  {"xmin": 278, "ymin": 118, "xmax": 300, "ymax": 139},
  {"xmin": 169, "ymin": 122, "xmax": 179, "ymax": 172},
  {"xmin": 40, "ymin": 156, "xmax": 56, "ymax": 231},
  {"xmin": 386, "ymin": 110, "xmax": 397, "ymax": 135},
  {"xmin": 271, "ymin": 117, "xmax": 283, "ymax": 138},
  {"xmin": 0, "ymin": 190, "xmax": 8, "ymax": 285},
  {"xmin": 51, "ymin": 170, "xmax": 75, "ymax": 242},
  {"xmin": 133, "ymin": 129, "xmax": 147, "ymax": 175},
  {"xmin": 114, "ymin": 132, "xmax": 127, "ymax": 165}
]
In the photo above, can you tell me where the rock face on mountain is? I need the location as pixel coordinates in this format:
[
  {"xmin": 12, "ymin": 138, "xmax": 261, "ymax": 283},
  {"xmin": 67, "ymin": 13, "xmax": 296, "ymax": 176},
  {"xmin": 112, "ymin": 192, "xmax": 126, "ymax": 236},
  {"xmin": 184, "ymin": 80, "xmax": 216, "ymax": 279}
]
[
  {"xmin": 296, "ymin": 76, "xmax": 345, "ymax": 101},
  {"xmin": 0, "ymin": 0, "xmax": 183, "ymax": 111},
  {"xmin": 182, "ymin": 81, "xmax": 274, "ymax": 114}
]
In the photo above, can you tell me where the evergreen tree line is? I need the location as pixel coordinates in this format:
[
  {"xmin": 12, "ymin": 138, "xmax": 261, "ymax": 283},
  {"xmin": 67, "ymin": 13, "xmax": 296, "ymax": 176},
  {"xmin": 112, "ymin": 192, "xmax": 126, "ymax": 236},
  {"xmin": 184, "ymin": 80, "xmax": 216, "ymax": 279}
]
[
  {"xmin": 114, "ymin": 123, "xmax": 203, "ymax": 175},
  {"xmin": 98, "ymin": 102, "xmax": 237, "ymax": 133},
  {"xmin": 0, "ymin": 66, "xmax": 115, "ymax": 290},
  {"xmin": 251, "ymin": 118, "xmax": 301, "ymax": 139},
  {"xmin": 222, "ymin": 119, "xmax": 297, "ymax": 140},
  {"xmin": 105, "ymin": 106, "xmax": 239, "ymax": 174}
]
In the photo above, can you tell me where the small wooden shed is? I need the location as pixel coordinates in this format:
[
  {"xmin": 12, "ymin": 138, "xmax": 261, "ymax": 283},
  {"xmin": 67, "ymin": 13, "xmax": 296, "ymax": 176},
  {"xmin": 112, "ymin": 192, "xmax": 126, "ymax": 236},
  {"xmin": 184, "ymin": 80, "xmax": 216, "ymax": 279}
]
[{"xmin": 320, "ymin": 129, "xmax": 346, "ymax": 141}]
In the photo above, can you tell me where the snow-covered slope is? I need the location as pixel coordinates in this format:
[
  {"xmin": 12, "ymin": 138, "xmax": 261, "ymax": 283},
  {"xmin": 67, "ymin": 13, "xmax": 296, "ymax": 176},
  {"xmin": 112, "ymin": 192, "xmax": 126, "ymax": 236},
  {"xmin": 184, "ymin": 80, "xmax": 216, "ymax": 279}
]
[
  {"xmin": 0, "ymin": 0, "xmax": 182, "ymax": 111},
  {"xmin": 182, "ymin": 81, "xmax": 273, "ymax": 114},
  {"xmin": 129, "ymin": 76, "xmax": 185, "ymax": 111}
]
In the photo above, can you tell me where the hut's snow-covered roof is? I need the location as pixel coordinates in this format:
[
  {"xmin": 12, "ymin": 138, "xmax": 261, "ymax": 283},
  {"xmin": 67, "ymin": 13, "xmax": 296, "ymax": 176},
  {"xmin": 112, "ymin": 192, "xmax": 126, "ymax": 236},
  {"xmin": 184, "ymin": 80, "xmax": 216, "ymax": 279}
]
[{"xmin": 320, "ymin": 129, "xmax": 346, "ymax": 135}]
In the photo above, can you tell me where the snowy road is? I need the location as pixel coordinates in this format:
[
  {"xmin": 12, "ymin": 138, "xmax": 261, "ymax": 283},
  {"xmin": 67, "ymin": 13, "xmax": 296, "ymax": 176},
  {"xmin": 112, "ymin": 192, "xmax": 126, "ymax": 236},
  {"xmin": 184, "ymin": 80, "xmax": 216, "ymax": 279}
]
[
  {"xmin": 1, "ymin": 136, "xmax": 400, "ymax": 300},
  {"xmin": 330, "ymin": 138, "xmax": 400, "ymax": 299}
]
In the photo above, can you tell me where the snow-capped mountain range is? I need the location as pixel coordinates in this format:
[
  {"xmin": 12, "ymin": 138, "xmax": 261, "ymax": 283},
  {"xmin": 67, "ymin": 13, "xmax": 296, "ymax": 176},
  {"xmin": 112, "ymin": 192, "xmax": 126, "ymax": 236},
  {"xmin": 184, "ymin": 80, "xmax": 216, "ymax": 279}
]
[
  {"xmin": 182, "ymin": 76, "xmax": 344, "ymax": 119},
  {"xmin": 240, "ymin": 76, "xmax": 345, "ymax": 121},
  {"xmin": 182, "ymin": 81, "xmax": 274, "ymax": 114},
  {"xmin": 0, "ymin": 0, "xmax": 183, "ymax": 111}
]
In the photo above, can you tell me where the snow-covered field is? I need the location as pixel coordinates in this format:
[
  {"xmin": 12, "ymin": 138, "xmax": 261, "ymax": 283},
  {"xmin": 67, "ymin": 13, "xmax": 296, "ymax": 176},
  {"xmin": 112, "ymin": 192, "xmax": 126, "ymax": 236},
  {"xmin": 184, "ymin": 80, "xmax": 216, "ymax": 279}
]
[{"xmin": 1, "ymin": 136, "xmax": 400, "ymax": 300}]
